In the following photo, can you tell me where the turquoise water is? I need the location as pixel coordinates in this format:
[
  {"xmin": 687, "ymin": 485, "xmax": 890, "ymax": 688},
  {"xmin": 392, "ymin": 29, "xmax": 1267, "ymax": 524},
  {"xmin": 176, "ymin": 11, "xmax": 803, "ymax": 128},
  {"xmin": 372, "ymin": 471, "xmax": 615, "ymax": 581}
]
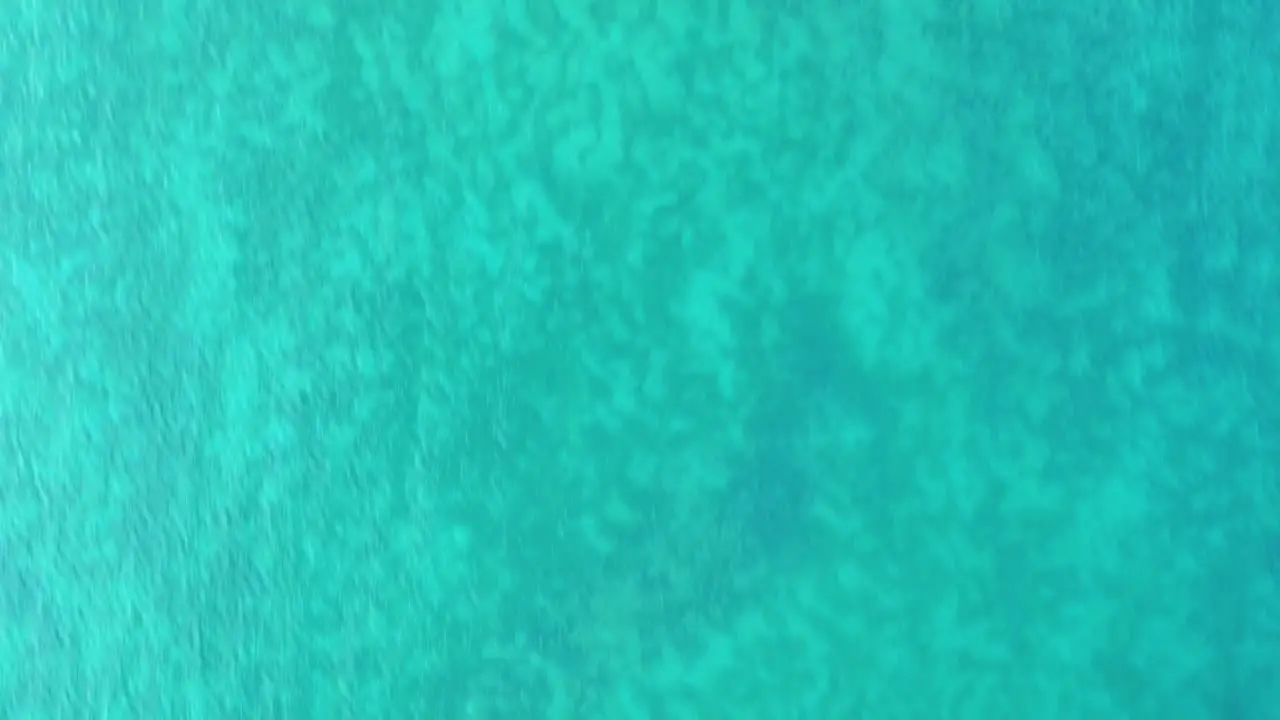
[{"xmin": 1, "ymin": 1, "xmax": 1277, "ymax": 717}]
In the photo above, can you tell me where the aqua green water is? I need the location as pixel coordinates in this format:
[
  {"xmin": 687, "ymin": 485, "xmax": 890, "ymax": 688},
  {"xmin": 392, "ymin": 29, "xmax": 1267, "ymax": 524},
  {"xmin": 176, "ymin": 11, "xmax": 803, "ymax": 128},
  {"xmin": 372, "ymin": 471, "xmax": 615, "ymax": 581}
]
[{"xmin": 1, "ymin": 1, "xmax": 1277, "ymax": 717}]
